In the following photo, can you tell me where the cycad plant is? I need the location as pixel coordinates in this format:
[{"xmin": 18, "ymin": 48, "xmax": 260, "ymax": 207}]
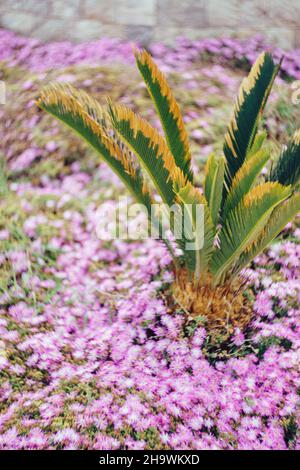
[{"xmin": 37, "ymin": 51, "xmax": 300, "ymax": 330}]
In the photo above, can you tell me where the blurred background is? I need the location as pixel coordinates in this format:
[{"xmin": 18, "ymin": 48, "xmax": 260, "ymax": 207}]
[{"xmin": 0, "ymin": 0, "xmax": 299, "ymax": 48}]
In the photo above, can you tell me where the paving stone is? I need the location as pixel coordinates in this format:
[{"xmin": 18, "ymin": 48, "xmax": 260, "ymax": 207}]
[
  {"xmin": 1, "ymin": 12, "xmax": 39, "ymax": 34},
  {"xmin": 0, "ymin": 0, "xmax": 47, "ymax": 15},
  {"xmin": 0, "ymin": 0, "xmax": 297, "ymax": 49},
  {"xmin": 83, "ymin": 0, "xmax": 114, "ymax": 23},
  {"xmin": 206, "ymin": 0, "xmax": 239, "ymax": 27},
  {"xmin": 158, "ymin": 0, "xmax": 206, "ymax": 28},
  {"xmin": 124, "ymin": 25, "xmax": 153, "ymax": 45},
  {"xmin": 115, "ymin": 0, "xmax": 156, "ymax": 27},
  {"xmin": 32, "ymin": 19, "xmax": 71, "ymax": 42},
  {"xmin": 51, "ymin": 0, "xmax": 80, "ymax": 18},
  {"xmin": 70, "ymin": 20, "xmax": 123, "ymax": 42}
]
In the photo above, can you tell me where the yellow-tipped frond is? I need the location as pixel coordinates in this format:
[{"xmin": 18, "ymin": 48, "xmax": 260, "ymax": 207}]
[
  {"xmin": 235, "ymin": 191, "xmax": 300, "ymax": 275},
  {"xmin": 223, "ymin": 52, "xmax": 279, "ymax": 191},
  {"xmin": 211, "ymin": 181, "xmax": 291, "ymax": 284},
  {"xmin": 224, "ymin": 53, "xmax": 267, "ymax": 158},
  {"xmin": 243, "ymin": 181, "xmax": 282, "ymax": 208},
  {"xmin": 222, "ymin": 148, "xmax": 270, "ymax": 219},
  {"xmin": 110, "ymin": 103, "xmax": 172, "ymax": 165},
  {"xmin": 38, "ymin": 83, "xmax": 136, "ymax": 178},
  {"xmin": 135, "ymin": 49, "xmax": 193, "ymax": 181},
  {"xmin": 109, "ymin": 102, "xmax": 187, "ymax": 205},
  {"xmin": 238, "ymin": 52, "xmax": 266, "ymax": 107},
  {"xmin": 270, "ymin": 127, "xmax": 300, "ymax": 187},
  {"xmin": 204, "ymin": 154, "xmax": 225, "ymax": 226},
  {"xmin": 175, "ymin": 181, "xmax": 215, "ymax": 277},
  {"xmin": 293, "ymin": 129, "xmax": 300, "ymax": 145},
  {"xmin": 37, "ymin": 83, "xmax": 153, "ymax": 208}
]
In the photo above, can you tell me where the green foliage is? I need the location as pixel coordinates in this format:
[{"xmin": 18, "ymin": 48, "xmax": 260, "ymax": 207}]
[
  {"xmin": 175, "ymin": 182, "xmax": 215, "ymax": 277},
  {"xmin": 204, "ymin": 154, "xmax": 225, "ymax": 226},
  {"xmin": 108, "ymin": 101, "xmax": 182, "ymax": 206},
  {"xmin": 235, "ymin": 191, "xmax": 300, "ymax": 275},
  {"xmin": 223, "ymin": 53, "xmax": 280, "ymax": 190},
  {"xmin": 135, "ymin": 49, "xmax": 193, "ymax": 183},
  {"xmin": 37, "ymin": 83, "xmax": 153, "ymax": 211},
  {"xmin": 222, "ymin": 148, "xmax": 270, "ymax": 220},
  {"xmin": 211, "ymin": 182, "xmax": 292, "ymax": 284},
  {"xmin": 269, "ymin": 129, "xmax": 300, "ymax": 188},
  {"xmin": 38, "ymin": 50, "xmax": 300, "ymax": 287}
]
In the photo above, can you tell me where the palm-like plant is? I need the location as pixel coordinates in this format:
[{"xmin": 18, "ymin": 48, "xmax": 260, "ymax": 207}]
[{"xmin": 37, "ymin": 51, "xmax": 300, "ymax": 330}]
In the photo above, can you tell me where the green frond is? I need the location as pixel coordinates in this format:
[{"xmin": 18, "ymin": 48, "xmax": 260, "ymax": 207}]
[
  {"xmin": 135, "ymin": 49, "xmax": 193, "ymax": 182},
  {"xmin": 55, "ymin": 82, "xmax": 107, "ymax": 125},
  {"xmin": 222, "ymin": 148, "xmax": 270, "ymax": 219},
  {"xmin": 269, "ymin": 129, "xmax": 300, "ymax": 188},
  {"xmin": 234, "ymin": 191, "xmax": 300, "ymax": 275},
  {"xmin": 246, "ymin": 130, "xmax": 267, "ymax": 160},
  {"xmin": 175, "ymin": 182, "xmax": 215, "ymax": 278},
  {"xmin": 211, "ymin": 182, "xmax": 292, "ymax": 284},
  {"xmin": 108, "ymin": 102, "xmax": 187, "ymax": 206},
  {"xmin": 36, "ymin": 82, "xmax": 152, "ymax": 210},
  {"xmin": 36, "ymin": 83, "xmax": 182, "ymax": 259},
  {"xmin": 223, "ymin": 52, "xmax": 279, "ymax": 191},
  {"xmin": 204, "ymin": 155, "xmax": 225, "ymax": 226}
]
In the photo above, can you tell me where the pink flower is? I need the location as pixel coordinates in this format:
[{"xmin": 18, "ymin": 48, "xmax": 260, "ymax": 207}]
[{"xmin": 254, "ymin": 292, "xmax": 274, "ymax": 318}]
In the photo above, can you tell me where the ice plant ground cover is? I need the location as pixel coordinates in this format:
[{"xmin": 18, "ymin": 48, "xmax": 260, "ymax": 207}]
[
  {"xmin": 2, "ymin": 28, "xmax": 300, "ymax": 80},
  {"xmin": 0, "ymin": 30, "xmax": 300, "ymax": 450}
]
